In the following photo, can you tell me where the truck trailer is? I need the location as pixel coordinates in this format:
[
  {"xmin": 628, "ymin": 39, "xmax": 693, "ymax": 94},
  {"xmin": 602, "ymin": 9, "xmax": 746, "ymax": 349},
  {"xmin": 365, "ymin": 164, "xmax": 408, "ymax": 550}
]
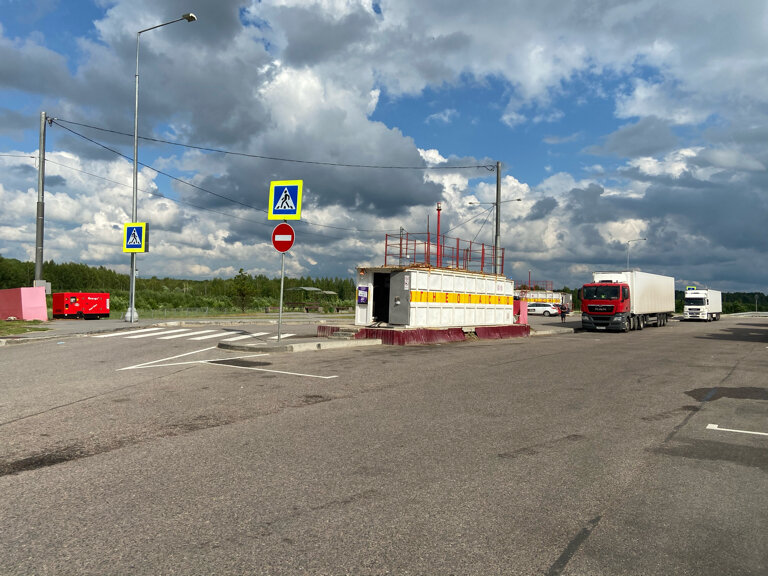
[
  {"xmin": 580, "ymin": 271, "xmax": 675, "ymax": 332},
  {"xmin": 52, "ymin": 292, "xmax": 110, "ymax": 319},
  {"xmin": 513, "ymin": 290, "xmax": 573, "ymax": 312},
  {"xmin": 683, "ymin": 288, "xmax": 722, "ymax": 321}
]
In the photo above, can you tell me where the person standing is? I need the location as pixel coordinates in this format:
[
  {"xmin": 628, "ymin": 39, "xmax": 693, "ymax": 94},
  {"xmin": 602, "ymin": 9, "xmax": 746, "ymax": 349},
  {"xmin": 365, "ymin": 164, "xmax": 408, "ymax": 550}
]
[{"xmin": 560, "ymin": 305, "xmax": 567, "ymax": 323}]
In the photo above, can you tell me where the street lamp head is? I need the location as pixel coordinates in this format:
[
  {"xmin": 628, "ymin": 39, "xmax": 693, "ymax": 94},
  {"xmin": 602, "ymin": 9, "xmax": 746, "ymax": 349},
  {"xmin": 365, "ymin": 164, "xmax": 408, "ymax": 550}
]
[{"xmin": 182, "ymin": 13, "xmax": 197, "ymax": 22}]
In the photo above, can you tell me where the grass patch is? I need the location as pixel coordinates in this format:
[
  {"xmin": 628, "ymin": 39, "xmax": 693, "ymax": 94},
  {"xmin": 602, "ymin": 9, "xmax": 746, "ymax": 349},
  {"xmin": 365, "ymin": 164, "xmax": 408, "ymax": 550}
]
[{"xmin": 0, "ymin": 320, "xmax": 50, "ymax": 337}]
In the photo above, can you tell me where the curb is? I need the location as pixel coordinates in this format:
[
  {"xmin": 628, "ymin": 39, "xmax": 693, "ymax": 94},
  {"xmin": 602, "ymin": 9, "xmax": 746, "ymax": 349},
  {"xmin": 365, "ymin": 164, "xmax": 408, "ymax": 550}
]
[
  {"xmin": 218, "ymin": 338, "xmax": 383, "ymax": 353},
  {"xmin": 530, "ymin": 327, "xmax": 576, "ymax": 336}
]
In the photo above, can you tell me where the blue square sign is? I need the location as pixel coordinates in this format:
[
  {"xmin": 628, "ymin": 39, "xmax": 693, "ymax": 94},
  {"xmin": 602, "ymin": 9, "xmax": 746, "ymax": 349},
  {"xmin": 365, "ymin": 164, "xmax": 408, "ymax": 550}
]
[
  {"xmin": 268, "ymin": 180, "xmax": 303, "ymax": 220},
  {"xmin": 123, "ymin": 222, "xmax": 149, "ymax": 253}
]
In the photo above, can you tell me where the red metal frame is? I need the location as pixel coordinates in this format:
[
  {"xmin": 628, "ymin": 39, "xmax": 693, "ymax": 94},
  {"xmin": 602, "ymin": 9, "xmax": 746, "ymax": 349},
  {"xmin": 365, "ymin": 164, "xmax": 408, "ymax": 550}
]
[
  {"xmin": 384, "ymin": 233, "xmax": 504, "ymax": 275},
  {"xmin": 515, "ymin": 279, "xmax": 554, "ymax": 291}
]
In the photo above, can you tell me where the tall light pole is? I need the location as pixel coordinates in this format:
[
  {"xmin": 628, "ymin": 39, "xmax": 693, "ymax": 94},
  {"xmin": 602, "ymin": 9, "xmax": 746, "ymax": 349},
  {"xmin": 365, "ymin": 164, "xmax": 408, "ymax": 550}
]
[
  {"xmin": 626, "ymin": 237, "xmax": 646, "ymax": 269},
  {"xmin": 127, "ymin": 12, "xmax": 197, "ymax": 322},
  {"xmin": 35, "ymin": 111, "xmax": 47, "ymax": 285}
]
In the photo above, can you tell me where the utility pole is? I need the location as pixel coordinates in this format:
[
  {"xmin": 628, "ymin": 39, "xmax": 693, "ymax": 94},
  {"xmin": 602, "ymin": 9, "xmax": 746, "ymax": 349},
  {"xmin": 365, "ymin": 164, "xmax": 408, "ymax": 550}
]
[
  {"xmin": 34, "ymin": 111, "xmax": 47, "ymax": 284},
  {"xmin": 494, "ymin": 161, "xmax": 501, "ymax": 275}
]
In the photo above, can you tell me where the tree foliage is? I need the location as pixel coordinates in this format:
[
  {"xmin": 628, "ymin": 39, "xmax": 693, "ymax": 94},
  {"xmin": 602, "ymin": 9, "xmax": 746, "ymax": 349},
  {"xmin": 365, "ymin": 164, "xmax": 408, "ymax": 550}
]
[
  {"xmin": 6, "ymin": 254, "xmax": 766, "ymax": 314},
  {"xmin": 229, "ymin": 269, "xmax": 257, "ymax": 312},
  {"xmin": 0, "ymin": 255, "xmax": 356, "ymax": 312}
]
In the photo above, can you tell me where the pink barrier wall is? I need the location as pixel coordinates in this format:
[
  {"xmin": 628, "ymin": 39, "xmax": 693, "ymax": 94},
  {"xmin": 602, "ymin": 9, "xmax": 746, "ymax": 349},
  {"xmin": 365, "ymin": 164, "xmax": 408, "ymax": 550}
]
[
  {"xmin": 0, "ymin": 287, "xmax": 49, "ymax": 321},
  {"xmin": 515, "ymin": 299, "xmax": 528, "ymax": 324}
]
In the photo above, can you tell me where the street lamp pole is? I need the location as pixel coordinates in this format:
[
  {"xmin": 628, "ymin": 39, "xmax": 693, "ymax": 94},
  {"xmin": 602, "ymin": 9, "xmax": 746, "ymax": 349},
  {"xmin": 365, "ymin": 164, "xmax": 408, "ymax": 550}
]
[
  {"xmin": 626, "ymin": 237, "xmax": 647, "ymax": 269},
  {"xmin": 127, "ymin": 12, "xmax": 197, "ymax": 323}
]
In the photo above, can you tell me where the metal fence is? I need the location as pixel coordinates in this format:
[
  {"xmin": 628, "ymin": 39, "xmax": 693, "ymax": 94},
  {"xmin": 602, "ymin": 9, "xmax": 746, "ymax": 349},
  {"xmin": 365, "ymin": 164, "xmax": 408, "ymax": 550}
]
[{"xmin": 384, "ymin": 232, "xmax": 503, "ymax": 275}]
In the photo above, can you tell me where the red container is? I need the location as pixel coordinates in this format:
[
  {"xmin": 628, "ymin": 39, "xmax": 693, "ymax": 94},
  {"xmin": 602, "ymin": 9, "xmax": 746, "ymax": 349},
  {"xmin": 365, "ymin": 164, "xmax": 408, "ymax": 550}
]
[{"xmin": 52, "ymin": 292, "xmax": 110, "ymax": 319}]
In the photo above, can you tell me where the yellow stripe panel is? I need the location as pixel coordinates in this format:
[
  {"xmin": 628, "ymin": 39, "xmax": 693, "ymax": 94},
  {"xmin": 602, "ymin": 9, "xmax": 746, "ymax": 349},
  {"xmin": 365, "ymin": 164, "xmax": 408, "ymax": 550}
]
[{"xmin": 410, "ymin": 291, "xmax": 514, "ymax": 305}]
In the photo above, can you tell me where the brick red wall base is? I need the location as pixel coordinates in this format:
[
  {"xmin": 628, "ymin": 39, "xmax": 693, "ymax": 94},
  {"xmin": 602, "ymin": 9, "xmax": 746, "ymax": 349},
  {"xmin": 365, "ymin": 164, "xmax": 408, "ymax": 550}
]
[
  {"xmin": 353, "ymin": 325, "xmax": 529, "ymax": 345},
  {"xmin": 475, "ymin": 325, "xmax": 530, "ymax": 339},
  {"xmin": 357, "ymin": 327, "xmax": 466, "ymax": 345}
]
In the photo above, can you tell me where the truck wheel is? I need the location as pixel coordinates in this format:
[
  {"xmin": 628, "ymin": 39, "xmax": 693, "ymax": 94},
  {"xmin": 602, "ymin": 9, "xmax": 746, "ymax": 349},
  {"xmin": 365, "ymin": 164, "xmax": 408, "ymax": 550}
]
[{"xmin": 637, "ymin": 316, "xmax": 644, "ymax": 330}]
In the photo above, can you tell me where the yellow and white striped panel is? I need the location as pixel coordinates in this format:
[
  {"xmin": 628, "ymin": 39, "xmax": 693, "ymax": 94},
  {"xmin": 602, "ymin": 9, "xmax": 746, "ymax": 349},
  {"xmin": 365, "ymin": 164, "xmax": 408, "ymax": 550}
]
[{"xmin": 410, "ymin": 291, "xmax": 515, "ymax": 305}]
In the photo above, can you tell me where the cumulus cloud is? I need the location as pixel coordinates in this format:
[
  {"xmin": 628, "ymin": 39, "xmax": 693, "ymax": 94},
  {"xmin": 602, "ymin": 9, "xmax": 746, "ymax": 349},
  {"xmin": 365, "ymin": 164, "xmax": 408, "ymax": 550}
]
[{"xmin": 587, "ymin": 116, "xmax": 678, "ymax": 158}]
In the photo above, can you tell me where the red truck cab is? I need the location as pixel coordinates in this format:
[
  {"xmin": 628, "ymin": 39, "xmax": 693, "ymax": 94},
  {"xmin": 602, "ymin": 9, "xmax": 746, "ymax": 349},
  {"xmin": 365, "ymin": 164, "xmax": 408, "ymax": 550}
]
[
  {"xmin": 52, "ymin": 292, "xmax": 110, "ymax": 319},
  {"xmin": 580, "ymin": 282, "xmax": 631, "ymax": 331}
]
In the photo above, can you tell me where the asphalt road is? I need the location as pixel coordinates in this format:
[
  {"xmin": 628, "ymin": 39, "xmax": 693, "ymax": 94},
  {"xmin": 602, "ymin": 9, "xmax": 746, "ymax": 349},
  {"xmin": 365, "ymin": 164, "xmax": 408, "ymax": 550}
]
[{"xmin": 1, "ymin": 316, "xmax": 766, "ymax": 575}]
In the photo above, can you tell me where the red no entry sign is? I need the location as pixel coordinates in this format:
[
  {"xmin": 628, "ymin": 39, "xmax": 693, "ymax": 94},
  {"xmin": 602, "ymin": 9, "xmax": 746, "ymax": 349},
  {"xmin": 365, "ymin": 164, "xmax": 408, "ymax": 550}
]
[{"xmin": 271, "ymin": 222, "xmax": 295, "ymax": 252}]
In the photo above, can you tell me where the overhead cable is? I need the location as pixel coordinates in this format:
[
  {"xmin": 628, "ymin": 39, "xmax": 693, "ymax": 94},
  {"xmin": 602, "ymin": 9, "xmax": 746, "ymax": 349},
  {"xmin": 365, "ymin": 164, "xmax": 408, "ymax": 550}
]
[
  {"xmin": 53, "ymin": 118, "xmax": 496, "ymax": 171},
  {"xmin": 46, "ymin": 122, "xmax": 398, "ymax": 235}
]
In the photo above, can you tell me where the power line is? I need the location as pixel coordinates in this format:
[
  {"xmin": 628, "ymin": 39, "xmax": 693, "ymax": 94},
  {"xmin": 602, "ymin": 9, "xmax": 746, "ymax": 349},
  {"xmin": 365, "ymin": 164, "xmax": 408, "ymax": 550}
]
[
  {"xmin": 48, "ymin": 120, "xmax": 404, "ymax": 234},
  {"xmin": 446, "ymin": 205, "xmax": 495, "ymax": 234},
  {"xmin": 472, "ymin": 207, "xmax": 495, "ymax": 243},
  {"xmin": 44, "ymin": 159, "xmax": 263, "ymax": 225},
  {"xmin": 53, "ymin": 117, "xmax": 496, "ymax": 172},
  {"xmin": 44, "ymin": 158, "xmax": 346, "ymax": 241},
  {"xmin": 51, "ymin": 120, "xmax": 266, "ymax": 212},
  {"xmin": 41, "ymin": 139, "xmax": 396, "ymax": 239}
]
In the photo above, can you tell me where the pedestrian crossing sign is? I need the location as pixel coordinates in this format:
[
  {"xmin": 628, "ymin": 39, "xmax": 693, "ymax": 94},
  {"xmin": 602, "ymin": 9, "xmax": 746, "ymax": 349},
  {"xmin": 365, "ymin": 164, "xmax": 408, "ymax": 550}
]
[
  {"xmin": 123, "ymin": 222, "xmax": 149, "ymax": 253},
  {"xmin": 268, "ymin": 180, "xmax": 303, "ymax": 220}
]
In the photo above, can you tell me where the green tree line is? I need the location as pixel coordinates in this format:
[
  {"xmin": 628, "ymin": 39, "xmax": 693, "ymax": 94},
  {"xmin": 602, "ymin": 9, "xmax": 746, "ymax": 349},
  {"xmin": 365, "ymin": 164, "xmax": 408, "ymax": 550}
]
[
  {"xmin": 0, "ymin": 255, "xmax": 356, "ymax": 313},
  {"xmin": 4, "ymin": 255, "xmax": 766, "ymax": 314}
]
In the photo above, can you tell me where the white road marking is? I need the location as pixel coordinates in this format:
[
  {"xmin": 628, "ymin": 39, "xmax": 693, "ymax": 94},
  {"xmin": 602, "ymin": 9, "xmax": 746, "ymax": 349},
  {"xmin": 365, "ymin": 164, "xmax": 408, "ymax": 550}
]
[
  {"xmin": 92, "ymin": 327, "xmax": 164, "ymax": 338},
  {"xmin": 706, "ymin": 423, "xmax": 768, "ymax": 437},
  {"xmin": 157, "ymin": 329, "xmax": 217, "ymax": 340},
  {"xmin": 188, "ymin": 331, "xmax": 232, "ymax": 341},
  {"xmin": 121, "ymin": 352, "xmax": 270, "ymax": 370},
  {"xmin": 205, "ymin": 362, "xmax": 338, "ymax": 379},
  {"xmin": 269, "ymin": 333, "xmax": 295, "ymax": 339},
  {"xmin": 221, "ymin": 332, "xmax": 270, "ymax": 342},
  {"xmin": 119, "ymin": 350, "xmax": 337, "ymax": 379},
  {"xmin": 118, "ymin": 347, "xmax": 219, "ymax": 370},
  {"xmin": 125, "ymin": 329, "xmax": 191, "ymax": 339}
]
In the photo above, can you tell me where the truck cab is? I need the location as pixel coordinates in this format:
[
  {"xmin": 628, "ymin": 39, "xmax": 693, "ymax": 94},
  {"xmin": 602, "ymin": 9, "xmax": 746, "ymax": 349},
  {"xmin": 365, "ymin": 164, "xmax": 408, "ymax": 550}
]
[
  {"xmin": 580, "ymin": 282, "xmax": 631, "ymax": 331},
  {"xmin": 683, "ymin": 288, "xmax": 722, "ymax": 321}
]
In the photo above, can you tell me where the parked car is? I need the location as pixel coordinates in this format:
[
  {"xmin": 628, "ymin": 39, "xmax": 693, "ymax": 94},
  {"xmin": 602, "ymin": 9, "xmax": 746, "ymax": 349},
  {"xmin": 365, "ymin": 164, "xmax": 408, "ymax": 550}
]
[{"xmin": 527, "ymin": 302, "xmax": 562, "ymax": 316}]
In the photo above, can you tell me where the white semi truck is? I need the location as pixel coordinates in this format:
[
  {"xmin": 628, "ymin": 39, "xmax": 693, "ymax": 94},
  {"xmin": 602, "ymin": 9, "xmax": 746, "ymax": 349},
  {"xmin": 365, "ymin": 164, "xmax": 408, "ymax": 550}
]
[
  {"xmin": 683, "ymin": 288, "xmax": 722, "ymax": 321},
  {"xmin": 580, "ymin": 270, "xmax": 675, "ymax": 332}
]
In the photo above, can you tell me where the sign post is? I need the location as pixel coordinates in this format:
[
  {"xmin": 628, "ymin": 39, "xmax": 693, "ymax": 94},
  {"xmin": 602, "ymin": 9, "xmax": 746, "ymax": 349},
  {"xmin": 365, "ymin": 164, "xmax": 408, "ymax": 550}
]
[
  {"xmin": 268, "ymin": 179, "xmax": 301, "ymax": 341},
  {"xmin": 272, "ymin": 222, "xmax": 295, "ymax": 342},
  {"xmin": 123, "ymin": 222, "xmax": 149, "ymax": 322}
]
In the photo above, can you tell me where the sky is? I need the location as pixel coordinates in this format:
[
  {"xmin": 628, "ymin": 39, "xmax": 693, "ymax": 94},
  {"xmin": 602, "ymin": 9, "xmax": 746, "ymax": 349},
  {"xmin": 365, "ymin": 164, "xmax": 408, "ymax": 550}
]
[{"xmin": 2, "ymin": 0, "xmax": 768, "ymax": 292}]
